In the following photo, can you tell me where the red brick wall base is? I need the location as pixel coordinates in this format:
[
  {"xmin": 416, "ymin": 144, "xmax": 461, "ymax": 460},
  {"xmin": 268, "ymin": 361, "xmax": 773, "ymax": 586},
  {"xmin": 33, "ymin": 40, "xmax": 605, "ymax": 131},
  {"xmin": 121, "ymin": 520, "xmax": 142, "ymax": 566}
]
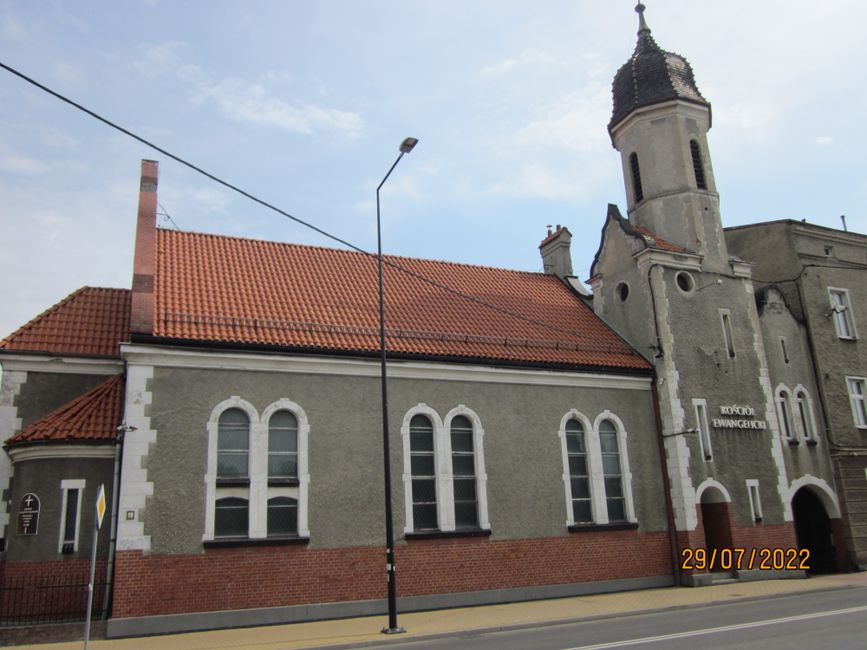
[{"xmin": 112, "ymin": 531, "xmax": 672, "ymax": 618}]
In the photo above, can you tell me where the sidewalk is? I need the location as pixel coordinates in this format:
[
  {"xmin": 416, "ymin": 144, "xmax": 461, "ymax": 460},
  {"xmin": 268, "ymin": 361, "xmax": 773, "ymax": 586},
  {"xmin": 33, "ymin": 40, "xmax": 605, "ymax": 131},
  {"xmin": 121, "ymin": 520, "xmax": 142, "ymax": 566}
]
[{"xmin": 13, "ymin": 572, "xmax": 867, "ymax": 650}]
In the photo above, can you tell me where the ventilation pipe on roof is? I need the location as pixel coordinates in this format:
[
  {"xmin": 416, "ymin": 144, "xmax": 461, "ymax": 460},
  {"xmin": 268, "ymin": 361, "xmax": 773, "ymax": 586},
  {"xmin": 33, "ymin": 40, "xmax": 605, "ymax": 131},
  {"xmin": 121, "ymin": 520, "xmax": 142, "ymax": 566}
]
[
  {"xmin": 130, "ymin": 160, "xmax": 158, "ymax": 336},
  {"xmin": 539, "ymin": 224, "xmax": 573, "ymax": 280}
]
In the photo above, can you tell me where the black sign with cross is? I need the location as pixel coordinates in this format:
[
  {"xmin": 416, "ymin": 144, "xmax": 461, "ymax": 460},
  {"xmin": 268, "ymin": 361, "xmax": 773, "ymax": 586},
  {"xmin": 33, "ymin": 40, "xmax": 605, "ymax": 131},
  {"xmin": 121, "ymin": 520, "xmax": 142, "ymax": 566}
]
[{"xmin": 17, "ymin": 493, "xmax": 40, "ymax": 535}]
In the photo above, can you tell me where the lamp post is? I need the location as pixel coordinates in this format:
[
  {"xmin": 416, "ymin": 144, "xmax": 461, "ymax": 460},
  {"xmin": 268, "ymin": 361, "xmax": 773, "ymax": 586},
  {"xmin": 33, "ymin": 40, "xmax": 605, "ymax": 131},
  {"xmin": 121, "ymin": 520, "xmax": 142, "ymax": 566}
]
[{"xmin": 377, "ymin": 136, "xmax": 417, "ymax": 635}]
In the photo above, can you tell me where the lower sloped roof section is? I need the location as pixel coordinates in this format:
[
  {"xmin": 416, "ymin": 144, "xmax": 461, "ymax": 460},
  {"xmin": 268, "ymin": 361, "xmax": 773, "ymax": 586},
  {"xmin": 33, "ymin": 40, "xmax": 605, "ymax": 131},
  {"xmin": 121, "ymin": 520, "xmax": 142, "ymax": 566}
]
[
  {"xmin": 5, "ymin": 375, "xmax": 123, "ymax": 447},
  {"xmin": 154, "ymin": 229, "xmax": 650, "ymax": 371},
  {"xmin": 0, "ymin": 287, "xmax": 130, "ymax": 358}
]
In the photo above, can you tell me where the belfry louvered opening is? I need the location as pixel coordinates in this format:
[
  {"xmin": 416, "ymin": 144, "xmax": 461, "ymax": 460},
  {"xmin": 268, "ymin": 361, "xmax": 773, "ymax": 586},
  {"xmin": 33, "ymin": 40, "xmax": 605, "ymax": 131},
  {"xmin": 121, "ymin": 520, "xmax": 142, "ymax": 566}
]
[
  {"xmin": 629, "ymin": 152, "xmax": 644, "ymax": 203},
  {"xmin": 690, "ymin": 140, "xmax": 707, "ymax": 189}
]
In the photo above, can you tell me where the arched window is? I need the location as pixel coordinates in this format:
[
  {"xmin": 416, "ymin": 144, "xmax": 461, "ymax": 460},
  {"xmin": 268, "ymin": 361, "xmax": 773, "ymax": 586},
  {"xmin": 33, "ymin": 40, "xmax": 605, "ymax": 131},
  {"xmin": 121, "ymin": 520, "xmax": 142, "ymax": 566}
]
[
  {"xmin": 777, "ymin": 388, "xmax": 795, "ymax": 441},
  {"xmin": 215, "ymin": 496, "xmax": 248, "ymax": 538},
  {"xmin": 410, "ymin": 414, "xmax": 437, "ymax": 530},
  {"xmin": 217, "ymin": 408, "xmax": 249, "ymax": 479},
  {"xmin": 267, "ymin": 496, "xmax": 298, "ymax": 537},
  {"xmin": 690, "ymin": 139, "xmax": 707, "ymax": 189},
  {"xmin": 268, "ymin": 410, "xmax": 298, "ymax": 481},
  {"xmin": 629, "ymin": 152, "xmax": 644, "ymax": 203},
  {"xmin": 566, "ymin": 419, "xmax": 592, "ymax": 523},
  {"xmin": 450, "ymin": 415, "xmax": 478, "ymax": 528},
  {"xmin": 599, "ymin": 419, "xmax": 626, "ymax": 522},
  {"xmin": 795, "ymin": 390, "xmax": 816, "ymax": 442}
]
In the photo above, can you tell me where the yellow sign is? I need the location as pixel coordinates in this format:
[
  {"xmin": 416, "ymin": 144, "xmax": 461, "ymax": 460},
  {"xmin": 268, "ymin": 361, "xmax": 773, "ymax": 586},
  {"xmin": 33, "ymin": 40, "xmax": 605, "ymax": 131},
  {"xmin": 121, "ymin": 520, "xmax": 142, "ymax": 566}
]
[{"xmin": 95, "ymin": 484, "xmax": 106, "ymax": 530}]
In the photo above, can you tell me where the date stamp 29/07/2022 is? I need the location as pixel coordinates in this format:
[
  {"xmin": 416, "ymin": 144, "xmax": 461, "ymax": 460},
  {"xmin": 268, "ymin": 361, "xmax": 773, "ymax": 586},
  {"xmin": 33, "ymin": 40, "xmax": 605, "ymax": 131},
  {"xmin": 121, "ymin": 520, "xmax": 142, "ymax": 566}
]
[{"xmin": 681, "ymin": 547, "xmax": 810, "ymax": 572}]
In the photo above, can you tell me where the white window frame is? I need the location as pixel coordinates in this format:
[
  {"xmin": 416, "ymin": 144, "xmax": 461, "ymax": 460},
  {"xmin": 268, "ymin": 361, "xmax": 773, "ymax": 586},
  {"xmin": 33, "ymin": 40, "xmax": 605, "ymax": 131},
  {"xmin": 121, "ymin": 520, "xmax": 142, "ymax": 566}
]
[
  {"xmin": 693, "ymin": 399, "xmax": 713, "ymax": 461},
  {"xmin": 401, "ymin": 404, "xmax": 490, "ymax": 534},
  {"xmin": 719, "ymin": 309, "xmax": 736, "ymax": 359},
  {"xmin": 828, "ymin": 288, "xmax": 857, "ymax": 340},
  {"xmin": 557, "ymin": 411, "xmax": 597, "ymax": 526},
  {"xmin": 204, "ymin": 397, "xmax": 310, "ymax": 542},
  {"xmin": 775, "ymin": 385, "xmax": 796, "ymax": 442},
  {"xmin": 846, "ymin": 376, "xmax": 867, "ymax": 429},
  {"xmin": 746, "ymin": 479, "xmax": 763, "ymax": 523},
  {"xmin": 593, "ymin": 412, "xmax": 637, "ymax": 525},
  {"xmin": 793, "ymin": 386, "xmax": 818, "ymax": 443},
  {"xmin": 59, "ymin": 479, "xmax": 85, "ymax": 553}
]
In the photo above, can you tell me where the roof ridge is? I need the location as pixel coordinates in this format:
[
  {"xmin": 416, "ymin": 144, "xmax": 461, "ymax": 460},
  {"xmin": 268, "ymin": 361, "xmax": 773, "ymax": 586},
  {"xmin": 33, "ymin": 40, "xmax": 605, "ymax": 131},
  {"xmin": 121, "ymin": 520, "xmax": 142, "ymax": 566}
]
[{"xmin": 159, "ymin": 227, "xmax": 550, "ymax": 278}]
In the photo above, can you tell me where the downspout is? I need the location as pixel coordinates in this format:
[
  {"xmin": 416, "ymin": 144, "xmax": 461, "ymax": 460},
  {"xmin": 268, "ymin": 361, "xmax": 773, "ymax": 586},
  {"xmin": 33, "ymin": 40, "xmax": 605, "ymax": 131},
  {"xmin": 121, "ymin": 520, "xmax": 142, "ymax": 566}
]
[
  {"xmin": 646, "ymin": 262, "xmax": 680, "ymax": 584},
  {"xmin": 652, "ymin": 380, "xmax": 681, "ymax": 585},
  {"xmin": 101, "ymin": 415, "xmax": 126, "ymax": 618}
]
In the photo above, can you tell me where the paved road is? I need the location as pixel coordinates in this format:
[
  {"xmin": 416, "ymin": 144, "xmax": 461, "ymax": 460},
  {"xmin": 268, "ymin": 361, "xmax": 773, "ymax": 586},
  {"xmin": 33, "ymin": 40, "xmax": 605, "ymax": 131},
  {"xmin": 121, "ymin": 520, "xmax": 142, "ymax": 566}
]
[{"xmin": 357, "ymin": 586, "xmax": 867, "ymax": 650}]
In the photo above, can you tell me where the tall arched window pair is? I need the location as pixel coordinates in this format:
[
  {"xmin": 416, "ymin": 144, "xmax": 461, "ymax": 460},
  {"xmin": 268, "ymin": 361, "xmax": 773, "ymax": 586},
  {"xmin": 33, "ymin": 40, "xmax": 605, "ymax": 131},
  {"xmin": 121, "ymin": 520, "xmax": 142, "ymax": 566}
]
[
  {"xmin": 206, "ymin": 398, "xmax": 310, "ymax": 541},
  {"xmin": 402, "ymin": 406, "xmax": 490, "ymax": 534},
  {"xmin": 559, "ymin": 412, "xmax": 636, "ymax": 526}
]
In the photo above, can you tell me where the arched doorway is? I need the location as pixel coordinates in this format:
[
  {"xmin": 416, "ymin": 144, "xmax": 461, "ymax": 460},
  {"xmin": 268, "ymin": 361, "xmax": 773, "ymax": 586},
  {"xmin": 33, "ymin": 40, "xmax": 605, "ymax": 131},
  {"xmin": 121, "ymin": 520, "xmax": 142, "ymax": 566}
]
[
  {"xmin": 792, "ymin": 487, "xmax": 836, "ymax": 574},
  {"xmin": 699, "ymin": 484, "xmax": 733, "ymax": 571}
]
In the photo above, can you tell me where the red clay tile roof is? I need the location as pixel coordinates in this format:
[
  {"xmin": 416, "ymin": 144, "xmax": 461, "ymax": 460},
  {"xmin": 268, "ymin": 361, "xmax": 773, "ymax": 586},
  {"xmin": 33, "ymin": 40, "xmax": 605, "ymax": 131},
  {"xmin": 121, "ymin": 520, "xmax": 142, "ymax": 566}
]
[
  {"xmin": 5, "ymin": 375, "xmax": 123, "ymax": 447},
  {"xmin": 0, "ymin": 287, "xmax": 130, "ymax": 358},
  {"xmin": 630, "ymin": 225, "xmax": 691, "ymax": 253},
  {"xmin": 153, "ymin": 229, "xmax": 650, "ymax": 370}
]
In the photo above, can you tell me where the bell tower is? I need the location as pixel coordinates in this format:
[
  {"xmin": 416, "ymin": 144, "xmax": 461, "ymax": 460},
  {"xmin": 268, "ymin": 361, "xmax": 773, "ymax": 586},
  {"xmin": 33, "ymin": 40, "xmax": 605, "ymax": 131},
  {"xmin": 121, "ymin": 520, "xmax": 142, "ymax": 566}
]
[{"xmin": 609, "ymin": 3, "xmax": 728, "ymax": 272}]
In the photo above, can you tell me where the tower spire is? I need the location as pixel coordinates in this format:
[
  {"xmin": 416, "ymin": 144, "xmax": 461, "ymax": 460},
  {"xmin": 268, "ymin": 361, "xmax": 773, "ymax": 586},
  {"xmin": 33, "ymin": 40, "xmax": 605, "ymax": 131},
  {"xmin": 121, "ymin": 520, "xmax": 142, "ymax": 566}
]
[{"xmin": 636, "ymin": 2, "xmax": 650, "ymax": 34}]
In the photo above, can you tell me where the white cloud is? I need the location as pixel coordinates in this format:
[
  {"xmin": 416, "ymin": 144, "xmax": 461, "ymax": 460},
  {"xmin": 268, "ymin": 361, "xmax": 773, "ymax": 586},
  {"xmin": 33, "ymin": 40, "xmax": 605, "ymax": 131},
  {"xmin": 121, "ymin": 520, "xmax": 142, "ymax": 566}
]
[
  {"xmin": 137, "ymin": 44, "xmax": 365, "ymax": 138},
  {"xmin": 484, "ymin": 161, "xmax": 610, "ymax": 202},
  {"xmin": 199, "ymin": 78, "xmax": 365, "ymax": 137},
  {"xmin": 815, "ymin": 136, "xmax": 833, "ymax": 146},
  {"xmin": 480, "ymin": 51, "xmax": 557, "ymax": 77},
  {"xmin": 1, "ymin": 10, "xmax": 26, "ymax": 41},
  {"xmin": 0, "ymin": 154, "xmax": 50, "ymax": 175},
  {"xmin": 513, "ymin": 87, "xmax": 611, "ymax": 154},
  {"xmin": 135, "ymin": 41, "xmax": 191, "ymax": 77}
]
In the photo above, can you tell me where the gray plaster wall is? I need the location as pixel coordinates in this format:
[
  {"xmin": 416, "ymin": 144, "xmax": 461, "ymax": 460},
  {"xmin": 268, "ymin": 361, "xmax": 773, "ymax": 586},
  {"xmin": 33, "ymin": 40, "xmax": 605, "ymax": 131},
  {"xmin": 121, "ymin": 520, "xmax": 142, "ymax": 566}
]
[
  {"xmin": 5, "ymin": 455, "xmax": 115, "ymax": 562},
  {"xmin": 143, "ymin": 364, "xmax": 666, "ymax": 556},
  {"xmin": 759, "ymin": 288, "xmax": 834, "ymax": 483},
  {"xmin": 592, "ymin": 221, "xmax": 656, "ymax": 361},
  {"xmin": 662, "ymin": 267, "xmax": 787, "ymax": 526},
  {"xmin": 14, "ymin": 372, "xmax": 112, "ymax": 429}
]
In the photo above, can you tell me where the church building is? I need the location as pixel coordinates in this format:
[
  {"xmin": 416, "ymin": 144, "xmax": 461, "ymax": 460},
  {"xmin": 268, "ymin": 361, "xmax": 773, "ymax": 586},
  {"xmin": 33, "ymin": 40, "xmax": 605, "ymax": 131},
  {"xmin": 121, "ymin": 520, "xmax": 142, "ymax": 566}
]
[{"xmin": 0, "ymin": 3, "xmax": 861, "ymax": 639}]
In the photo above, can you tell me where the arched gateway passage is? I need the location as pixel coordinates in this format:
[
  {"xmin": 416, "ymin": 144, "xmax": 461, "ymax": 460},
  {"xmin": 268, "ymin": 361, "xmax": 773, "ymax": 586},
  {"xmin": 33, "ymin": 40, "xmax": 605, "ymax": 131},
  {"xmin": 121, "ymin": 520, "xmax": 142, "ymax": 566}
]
[{"xmin": 792, "ymin": 487, "xmax": 837, "ymax": 574}]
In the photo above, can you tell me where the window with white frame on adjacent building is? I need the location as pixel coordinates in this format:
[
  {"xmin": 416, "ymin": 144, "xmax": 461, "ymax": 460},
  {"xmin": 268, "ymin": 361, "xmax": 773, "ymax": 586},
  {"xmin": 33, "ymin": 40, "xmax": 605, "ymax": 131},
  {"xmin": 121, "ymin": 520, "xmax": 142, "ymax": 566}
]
[
  {"xmin": 59, "ymin": 479, "xmax": 85, "ymax": 554},
  {"xmin": 847, "ymin": 377, "xmax": 867, "ymax": 428},
  {"xmin": 206, "ymin": 398, "xmax": 309, "ymax": 542},
  {"xmin": 401, "ymin": 405, "xmax": 489, "ymax": 535},
  {"xmin": 829, "ymin": 288, "xmax": 857, "ymax": 339}
]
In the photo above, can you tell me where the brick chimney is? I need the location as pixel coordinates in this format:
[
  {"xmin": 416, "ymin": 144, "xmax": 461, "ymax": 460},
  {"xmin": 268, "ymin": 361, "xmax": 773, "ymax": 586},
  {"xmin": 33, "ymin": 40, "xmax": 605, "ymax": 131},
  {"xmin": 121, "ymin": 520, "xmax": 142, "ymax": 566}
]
[
  {"xmin": 539, "ymin": 224, "xmax": 573, "ymax": 279},
  {"xmin": 130, "ymin": 160, "xmax": 158, "ymax": 335}
]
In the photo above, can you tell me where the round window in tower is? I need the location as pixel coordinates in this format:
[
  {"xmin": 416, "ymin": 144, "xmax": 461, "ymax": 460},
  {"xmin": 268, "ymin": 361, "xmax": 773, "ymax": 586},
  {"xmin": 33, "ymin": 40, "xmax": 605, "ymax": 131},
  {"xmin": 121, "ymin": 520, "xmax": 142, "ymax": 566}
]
[
  {"xmin": 616, "ymin": 282, "xmax": 630, "ymax": 302},
  {"xmin": 675, "ymin": 271, "xmax": 695, "ymax": 294}
]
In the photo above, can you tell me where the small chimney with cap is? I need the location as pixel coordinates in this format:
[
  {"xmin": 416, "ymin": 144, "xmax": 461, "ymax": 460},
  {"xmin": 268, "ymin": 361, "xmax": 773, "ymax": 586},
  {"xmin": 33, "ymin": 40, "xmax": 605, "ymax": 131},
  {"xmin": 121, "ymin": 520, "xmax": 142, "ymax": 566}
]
[{"xmin": 539, "ymin": 224, "xmax": 573, "ymax": 279}]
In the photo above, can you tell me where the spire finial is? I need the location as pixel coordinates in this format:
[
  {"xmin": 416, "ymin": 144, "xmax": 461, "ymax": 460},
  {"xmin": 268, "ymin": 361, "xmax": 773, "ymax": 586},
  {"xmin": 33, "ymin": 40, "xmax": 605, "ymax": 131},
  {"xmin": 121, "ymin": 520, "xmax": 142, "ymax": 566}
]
[{"xmin": 636, "ymin": 2, "xmax": 650, "ymax": 34}]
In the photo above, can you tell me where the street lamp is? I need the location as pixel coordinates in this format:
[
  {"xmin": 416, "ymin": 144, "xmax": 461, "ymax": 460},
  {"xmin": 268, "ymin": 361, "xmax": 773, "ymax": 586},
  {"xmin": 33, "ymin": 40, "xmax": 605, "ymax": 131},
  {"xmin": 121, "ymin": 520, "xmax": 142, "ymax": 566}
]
[{"xmin": 376, "ymin": 136, "xmax": 417, "ymax": 635}]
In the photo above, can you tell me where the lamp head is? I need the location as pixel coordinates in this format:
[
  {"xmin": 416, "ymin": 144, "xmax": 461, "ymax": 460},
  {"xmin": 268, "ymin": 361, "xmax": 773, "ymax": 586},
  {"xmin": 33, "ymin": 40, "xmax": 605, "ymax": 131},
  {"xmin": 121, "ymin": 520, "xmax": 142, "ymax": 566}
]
[{"xmin": 399, "ymin": 137, "xmax": 419, "ymax": 153}]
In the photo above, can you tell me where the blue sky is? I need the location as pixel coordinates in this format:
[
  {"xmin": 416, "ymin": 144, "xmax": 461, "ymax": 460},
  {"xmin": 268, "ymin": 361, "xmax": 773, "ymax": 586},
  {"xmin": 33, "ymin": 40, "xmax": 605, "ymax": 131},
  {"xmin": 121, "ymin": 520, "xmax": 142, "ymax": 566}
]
[{"xmin": 1, "ymin": 0, "xmax": 865, "ymax": 338}]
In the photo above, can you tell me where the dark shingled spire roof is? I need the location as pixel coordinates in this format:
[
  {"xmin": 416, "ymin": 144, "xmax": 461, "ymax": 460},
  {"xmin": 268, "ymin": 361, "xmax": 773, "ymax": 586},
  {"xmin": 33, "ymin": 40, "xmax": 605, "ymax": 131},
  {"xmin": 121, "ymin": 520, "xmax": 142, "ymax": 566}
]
[{"xmin": 608, "ymin": 3, "xmax": 710, "ymax": 134}]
